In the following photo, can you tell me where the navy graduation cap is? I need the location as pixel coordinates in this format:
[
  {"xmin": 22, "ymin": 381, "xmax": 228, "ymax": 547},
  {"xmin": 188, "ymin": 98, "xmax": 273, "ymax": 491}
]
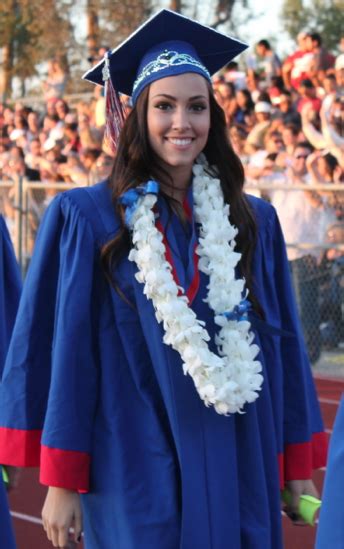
[{"xmin": 83, "ymin": 9, "xmax": 248, "ymax": 149}]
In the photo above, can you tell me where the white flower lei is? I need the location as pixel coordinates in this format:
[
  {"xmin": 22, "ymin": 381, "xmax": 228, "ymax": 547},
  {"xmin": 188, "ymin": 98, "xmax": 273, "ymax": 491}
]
[{"xmin": 127, "ymin": 155, "xmax": 263, "ymax": 415}]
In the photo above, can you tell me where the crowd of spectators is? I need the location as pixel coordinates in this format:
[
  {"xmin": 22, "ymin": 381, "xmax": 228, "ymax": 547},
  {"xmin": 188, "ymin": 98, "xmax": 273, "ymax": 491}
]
[
  {"xmin": 0, "ymin": 96, "xmax": 113, "ymax": 188},
  {"xmin": 0, "ymin": 36, "xmax": 343, "ymax": 199},
  {"xmin": 0, "ymin": 34, "xmax": 343, "ymax": 358}
]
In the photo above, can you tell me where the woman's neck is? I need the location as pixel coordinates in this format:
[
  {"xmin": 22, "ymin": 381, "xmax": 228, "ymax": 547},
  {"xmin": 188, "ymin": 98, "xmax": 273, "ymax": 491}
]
[{"xmin": 159, "ymin": 164, "xmax": 192, "ymax": 204}]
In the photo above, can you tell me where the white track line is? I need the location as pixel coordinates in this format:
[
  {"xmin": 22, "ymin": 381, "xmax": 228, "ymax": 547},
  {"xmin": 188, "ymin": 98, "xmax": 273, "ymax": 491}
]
[
  {"xmin": 10, "ymin": 510, "xmax": 42, "ymax": 525},
  {"xmin": 319, "ymin": 397, "xmax": 341, "ymax": 405},
  {"xmin": 10, "ymin": 512, "xmax": 82, "ymax": 537}
]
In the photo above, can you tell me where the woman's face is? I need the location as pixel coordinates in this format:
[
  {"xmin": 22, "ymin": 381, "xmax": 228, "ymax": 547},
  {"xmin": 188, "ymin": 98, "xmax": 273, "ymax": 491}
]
[
  {"xmin": 236, "ymin": 90, "xmax": 247, "ymax": 108},
  {"xmin": 147, "ymin": 73, "xmax": 210, "ymax": 178}
]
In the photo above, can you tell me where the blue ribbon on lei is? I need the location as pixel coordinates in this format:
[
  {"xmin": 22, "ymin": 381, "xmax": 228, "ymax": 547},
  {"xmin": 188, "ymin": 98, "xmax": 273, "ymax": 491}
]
[
  {"xmin": 223, "ymin": 299, "xmax": 251, "ymax": 322},
  {"xmin": 119, "ymin": 180, "xmax": 159, "ymax": 226},
  {"xmin": 223, "ymin": 299, "xmax": 294, "ymax": 337}
]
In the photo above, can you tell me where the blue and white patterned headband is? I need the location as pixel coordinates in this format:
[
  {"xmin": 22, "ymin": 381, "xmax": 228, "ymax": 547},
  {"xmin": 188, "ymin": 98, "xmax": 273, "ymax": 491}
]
[{"xmin": 131, "ymin": 40, "xmax": 212, "ymax": 104}]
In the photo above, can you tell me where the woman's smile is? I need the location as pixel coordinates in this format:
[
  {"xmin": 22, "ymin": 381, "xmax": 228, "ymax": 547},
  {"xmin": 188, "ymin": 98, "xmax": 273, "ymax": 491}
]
[{"xmin": 165, "ymin": 137, "xmax": 194, "ymax": 147}]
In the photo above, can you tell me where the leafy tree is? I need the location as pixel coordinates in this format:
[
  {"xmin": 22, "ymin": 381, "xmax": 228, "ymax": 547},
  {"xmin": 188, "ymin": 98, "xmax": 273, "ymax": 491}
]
[
  {"xmin": 85, "ymin": 0, "xmax": 153, "ymax": 54},
  {"xmin": 281, "ymin": 0, "xmax": 343, "ymax": 51},
  {"xmin": 0, "ymin": 0, "xmax": 74, "ymax": 98}
]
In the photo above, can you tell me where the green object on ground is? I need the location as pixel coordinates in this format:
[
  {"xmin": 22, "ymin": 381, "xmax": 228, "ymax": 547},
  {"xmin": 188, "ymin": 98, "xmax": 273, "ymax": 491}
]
[
  {"xmin": 2, "ymin": 466, "xmax": 9, "ymax": 484},
  {"xmin": 282, "ymin": 489, "xmax": 321, "ymax": 526}
]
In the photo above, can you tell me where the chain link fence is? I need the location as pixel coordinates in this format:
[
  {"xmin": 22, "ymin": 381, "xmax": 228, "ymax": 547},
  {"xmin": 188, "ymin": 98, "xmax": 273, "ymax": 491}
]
[
  {"xmin": 0, "ymin": 178, "xmax": 78, "ymax": 274},
  {"xmin": 1, "ymin": 177, "xmax": 344, "ymax": 365},
  {"xmin": 246, "ymin": 181, "xmax": 344, "ymax": 364}
]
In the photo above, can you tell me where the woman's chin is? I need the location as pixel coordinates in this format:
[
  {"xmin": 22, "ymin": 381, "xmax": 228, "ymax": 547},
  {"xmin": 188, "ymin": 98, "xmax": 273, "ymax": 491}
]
[{"xmin": 160, "ymin": 153, "xmax": 198, "ymax": 171}]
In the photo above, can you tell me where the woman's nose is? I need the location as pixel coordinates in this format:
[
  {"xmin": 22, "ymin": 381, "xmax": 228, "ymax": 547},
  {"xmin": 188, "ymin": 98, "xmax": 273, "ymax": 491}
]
[{"xmin": 172, "ymin": 107, "xmax": 191, "ymax": 131}]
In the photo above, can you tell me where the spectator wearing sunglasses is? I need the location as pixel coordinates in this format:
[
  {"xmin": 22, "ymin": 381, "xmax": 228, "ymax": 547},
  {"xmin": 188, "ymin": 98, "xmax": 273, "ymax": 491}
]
[{"xmin": 270, "ymin": 142, "xmax": 337, "ymax": 363}]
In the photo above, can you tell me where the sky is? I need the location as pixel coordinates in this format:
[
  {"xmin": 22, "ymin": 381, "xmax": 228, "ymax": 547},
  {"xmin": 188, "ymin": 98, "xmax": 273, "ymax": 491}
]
[{"xmin": 227, "ymin": 0, "xmax": 294, "ymax": 58}]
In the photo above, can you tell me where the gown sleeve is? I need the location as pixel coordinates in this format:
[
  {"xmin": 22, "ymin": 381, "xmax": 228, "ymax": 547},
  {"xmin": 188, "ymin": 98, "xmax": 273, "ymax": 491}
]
[
  {"xmin": 0, "ymin": 216, "xmax": 22, "ymax": 373},
  {"xmin": 253, "ymin": 199, "xmax": 328, "ymax": 486},
  {"xmin": 0, "ymin": 216, "xmax": 21, "ymax": 549},
  {"xmin": 0, "ymin": 193, "xmax": 100, "ymax": 492}
]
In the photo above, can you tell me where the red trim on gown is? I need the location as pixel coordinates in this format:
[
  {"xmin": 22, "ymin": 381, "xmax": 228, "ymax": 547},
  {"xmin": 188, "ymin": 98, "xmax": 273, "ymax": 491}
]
[
  {"xmin": 0, "ymin": 427, "xmax": 90, "ymax": 491},
  {"xmin": 278, "ymin": 431, "xmax": 328, "ymax": 487},
  {"xmin": 0, "ymin": 427, "xmax": 41, "ymax": 466},
  {"xmin": 40, "ymin": 445, "xmax": 90, "ymax": 492}
]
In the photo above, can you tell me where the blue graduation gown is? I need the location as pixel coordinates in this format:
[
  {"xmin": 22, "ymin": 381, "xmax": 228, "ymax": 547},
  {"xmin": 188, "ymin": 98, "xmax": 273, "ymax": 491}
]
[
  {"xmin": 316, "ymin": 396, "xmax": 344, "ymax": 548},
  {"xmin": 0, "ymin": 215, "xmax": 21, "ymax": 549},
  {"xmin": 0, "ymin": 182, "xmax": 327, "ymax": 549}
]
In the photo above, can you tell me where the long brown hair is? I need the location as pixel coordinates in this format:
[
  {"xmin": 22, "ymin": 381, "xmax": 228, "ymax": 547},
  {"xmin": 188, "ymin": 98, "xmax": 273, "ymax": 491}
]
[{"xmin": 101, "ymin": 83, "xmax": 262, "ymax": 314}]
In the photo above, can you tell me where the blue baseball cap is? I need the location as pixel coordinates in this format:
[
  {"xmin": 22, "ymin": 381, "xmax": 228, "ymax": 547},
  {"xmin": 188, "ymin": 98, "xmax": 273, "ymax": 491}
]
[{"xmin": 83, "ymin": 9, "xmax": 248, "ymax": 104}]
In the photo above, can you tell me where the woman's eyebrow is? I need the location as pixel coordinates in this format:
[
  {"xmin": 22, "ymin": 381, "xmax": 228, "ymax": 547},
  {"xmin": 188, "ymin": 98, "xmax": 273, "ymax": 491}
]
[{"xmin": 151, "ymin": 93, "xmax": 207, "ymax": 100}]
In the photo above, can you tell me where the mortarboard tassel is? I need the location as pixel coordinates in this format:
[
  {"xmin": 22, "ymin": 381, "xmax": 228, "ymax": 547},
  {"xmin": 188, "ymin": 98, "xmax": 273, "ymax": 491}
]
[{"xmin": 102, "ymin": 51, "xmax": 126, "ymax": 154}]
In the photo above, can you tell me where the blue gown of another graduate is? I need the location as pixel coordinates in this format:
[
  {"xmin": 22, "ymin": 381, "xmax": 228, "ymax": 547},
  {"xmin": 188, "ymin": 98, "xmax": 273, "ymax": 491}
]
[
  {"xmin": 0, "ymin": 215, "xmax": 21, "ymax": 549},
  {"xmin": 316, "ymin": 396, "xmax": 344, "ymax": 548},
  {"xmin": 0, "ymin": 182, "xmax": 327, "ymax": 549}
]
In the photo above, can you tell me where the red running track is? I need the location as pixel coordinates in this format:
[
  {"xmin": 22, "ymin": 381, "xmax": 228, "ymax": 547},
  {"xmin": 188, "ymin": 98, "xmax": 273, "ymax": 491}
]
[{"xmin": 8, "ymin": 374, "xmax": 344, "ymax": 549}]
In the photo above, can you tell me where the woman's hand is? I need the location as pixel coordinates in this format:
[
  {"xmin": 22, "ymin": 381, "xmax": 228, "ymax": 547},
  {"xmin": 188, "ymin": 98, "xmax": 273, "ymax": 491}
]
[
  {"xmin": 42, "ymin": 487, "xmax": 83, "ymax": 547},
  {"xmin": 284, "ymin": 479, "xmax": 319, "ymax": 524}
]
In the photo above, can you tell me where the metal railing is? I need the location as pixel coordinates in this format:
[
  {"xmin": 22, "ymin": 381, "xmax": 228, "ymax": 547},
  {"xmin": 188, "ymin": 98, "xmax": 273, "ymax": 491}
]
[{"xmin": 1, "ymin": 178, "xmax": 81, "ymax": 274}]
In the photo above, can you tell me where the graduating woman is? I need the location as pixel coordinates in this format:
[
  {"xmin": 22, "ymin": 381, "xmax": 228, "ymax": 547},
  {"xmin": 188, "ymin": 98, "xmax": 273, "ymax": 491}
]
[
  {"xmin": 0, "ymin": 10, "xmax": 327, "ymax": 549},
  {"xmin": 0, "ymin": 215, "xmax": 21, "ymax": 549}
]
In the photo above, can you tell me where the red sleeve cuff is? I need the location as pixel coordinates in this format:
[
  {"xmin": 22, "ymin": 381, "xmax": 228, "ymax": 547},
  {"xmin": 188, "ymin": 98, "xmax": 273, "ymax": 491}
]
[
  {"xmin": 40, "ymin": 445, "xmax": 90, "ymax": 492},
  {"xmin": 0, "ymin": 427, "xmax": 41, "ymax": 466},
  {"xmin": 312, "ymin": 431, "xmax": 328, "ymax": 469},
  {"xmin": 279, "ymin": 431, "xmax": 328, "ymax": 487}
]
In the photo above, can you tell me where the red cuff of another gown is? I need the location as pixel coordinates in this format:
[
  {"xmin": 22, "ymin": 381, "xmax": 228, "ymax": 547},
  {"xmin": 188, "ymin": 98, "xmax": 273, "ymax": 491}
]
[
  {"xmin": 278, "ymin": 431, "xmax": 328, "ymax": 487},
  {"xmin": 0, "ymin": 427, "xmax": 41, "ymax": 466},
  {"xmin": 40, "ymin": 445, "xmax": 90, "ymax": 493}
]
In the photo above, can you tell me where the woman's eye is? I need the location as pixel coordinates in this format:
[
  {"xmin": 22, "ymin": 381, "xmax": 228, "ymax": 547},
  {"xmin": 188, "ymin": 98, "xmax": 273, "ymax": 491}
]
[
  {"xmin": 155, "ymin": 102, "xmax": 173, "ymax": 110},
  {"xmin": 190, "ymin": 103, "xmax": 207, "ymax": 112}
]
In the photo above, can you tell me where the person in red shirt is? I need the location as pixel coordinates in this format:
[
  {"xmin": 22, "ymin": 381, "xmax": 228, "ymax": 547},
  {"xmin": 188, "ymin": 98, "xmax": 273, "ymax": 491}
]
[
  {"xmin": 282, "ymin": 31, "xmax": 315, "ymax": 91},
  {"xmin": 297, "ymin": 79, "xmax": 322, "ymax": 113}
]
